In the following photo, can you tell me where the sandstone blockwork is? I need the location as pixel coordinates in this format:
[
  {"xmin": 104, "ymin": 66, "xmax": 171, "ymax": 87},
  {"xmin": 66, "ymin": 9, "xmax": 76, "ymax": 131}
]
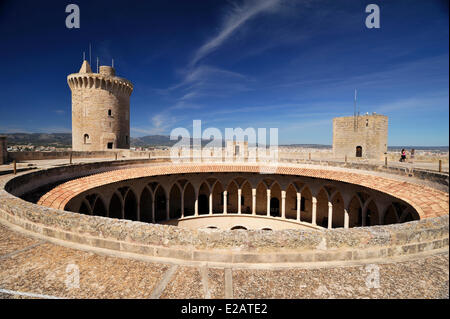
[
  {"xmin": 333, "ymin": 114, "xmax": 388, "ymax": 160},
  {"xmin": 68, "ymin": 61, "xmax": 133, "ymax": 151}
]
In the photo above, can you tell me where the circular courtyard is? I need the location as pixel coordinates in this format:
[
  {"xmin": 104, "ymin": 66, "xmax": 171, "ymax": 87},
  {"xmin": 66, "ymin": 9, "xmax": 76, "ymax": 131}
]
[{"xmin": 0, "ymin": 159, "xmax": 448, "ymax": 298}]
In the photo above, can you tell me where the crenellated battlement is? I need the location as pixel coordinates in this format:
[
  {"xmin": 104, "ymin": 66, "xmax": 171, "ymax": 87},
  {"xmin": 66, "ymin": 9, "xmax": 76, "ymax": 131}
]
[{"xmin": 67, "ymin": 68, "xmax": 133, "ymax": 96}]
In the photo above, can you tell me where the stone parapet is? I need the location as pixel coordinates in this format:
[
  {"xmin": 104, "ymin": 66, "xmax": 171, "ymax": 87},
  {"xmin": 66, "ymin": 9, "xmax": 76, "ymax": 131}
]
[
  {"xmin": 0, "ymin": 161, "xmax": 448, "ymax": 265},
  {"xmin": 0, "ymin": 187, "xmax": 447, "ymax": 264}
]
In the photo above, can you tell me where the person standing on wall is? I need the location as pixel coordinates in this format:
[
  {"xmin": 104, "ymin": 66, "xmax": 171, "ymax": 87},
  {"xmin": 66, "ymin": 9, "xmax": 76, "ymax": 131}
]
[{"xmin": 400, "ymin": 149, "xmax": 407, "ymax": 162}]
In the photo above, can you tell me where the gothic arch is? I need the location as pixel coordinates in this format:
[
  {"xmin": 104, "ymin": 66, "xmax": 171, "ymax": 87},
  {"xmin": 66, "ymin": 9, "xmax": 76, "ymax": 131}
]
[
  {"xmin": 399, "ymin": 207, "xmax": 420, "ymax": 223},
  {"xmin": 255, "ymin": 182, "xmax": 267, "ymax": 215},
  {"xmin": 169, "ymin": 184, "xmax": 182, "ymax": 219},
  {"xmin": 270, "ymin": 182, "xmax": 281, "ymax": 217},
  {"xmin": 211, "ymin": 181, "xmax": 224, "ymax": 214},
  {"xmin": 140, "ymin": 186, "xmax": 153, "ymax": 223},
  {"xmin": 316, "ymin": 188, "xmax": 329, "ymax": 227},
  {"xmin": 233, "ymin": 176, "xmax": 252, "ymax": 189},
  {"xmin": 348, "ymin": 195, "xmax": 363, "ymax": 227},
  {"xmin": 330, "ymin": 191, "xmax": 345, "ymax": 228},
  {"xmin": 299, "ymin": 186, "xmax": 313, "ymax": 223},
  {"xmin": 364, "ymin": 199, "xmax": 380, "ymax": 226},
  {"xmin": 384, "ymin": 204, "xmax": 399, "ymax": 225},
  {"xmin": 92, "ymin": 195, "xmax": 107, "ymax": 217},
  {"xmin": 227, "ymin": 180, "xmax": 239, "ymax": 214},
  {"xmin": 198, "ymin": 182, "xmax": 210, "ymax": 215},
  {"xmin": 183, "ymin": 183, "xmax": 196, "ymax": 217},
  {"xmin": 285, "ymin": 183, "xmax": 297, "ymax": 220},
  {"xmin": 109, "ymin": 192, "xmax": 122, "ymax": 219},
  {"xmin": 154, "ymin": 185, "xmax": 167, "ymax": 222},
  {"xmin": 241, "ymin": 180, "xmax": 252, "ymax": 214},
  {"xmin": 124, "ymin": 189, "xmax": 138, "ymax": 221},
  {"xmin": 79, "ymin": 199, "xmax": 91, "ymax": 215}
]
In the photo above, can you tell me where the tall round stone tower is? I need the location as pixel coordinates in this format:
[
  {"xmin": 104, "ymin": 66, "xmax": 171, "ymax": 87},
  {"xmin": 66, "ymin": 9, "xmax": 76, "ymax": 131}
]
[{"xmin": 68, "ymin": 60, "xmax": 133, "ymax": 151}]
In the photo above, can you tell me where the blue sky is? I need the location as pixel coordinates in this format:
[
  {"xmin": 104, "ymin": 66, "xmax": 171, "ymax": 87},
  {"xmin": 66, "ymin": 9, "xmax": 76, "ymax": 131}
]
[{"xmin": 0, "ymin": 0, "xmax": 448, "ymax": 146}]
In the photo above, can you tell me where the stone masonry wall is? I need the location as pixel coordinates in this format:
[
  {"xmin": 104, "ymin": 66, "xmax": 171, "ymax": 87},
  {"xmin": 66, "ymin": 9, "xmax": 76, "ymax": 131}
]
[
  {"xmin": 333, "ymin": 114, "xmax": 388, "ymax": 160},
  {"xmin": 0, "ymin": 161, "xmax": 448, "ymax": 264},
  {"xmin": 0, "ymin": 178, "xmax": 447, "ymax": 264},
  {"xmin": 7, "ymin": 149, "xmax": 168, "ymax": 162}
]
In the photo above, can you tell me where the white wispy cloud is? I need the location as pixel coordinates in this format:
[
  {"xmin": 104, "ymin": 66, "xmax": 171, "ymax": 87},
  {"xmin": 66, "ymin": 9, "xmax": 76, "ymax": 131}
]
[
  {"xmin": 190, "ymin": 0, "xmax": 282, "ymax": 67},
  {"xmin": 373, "ymin": 93, "xmax": 449, "ymax": 114},
  {"xmin": 171, "ymin": 65, "xmax": 249, "ymax": 94},
  {"xmin": 132, "ymin": 112, "xmax": 180, "ymax": 135},
  {"xmin": 143, "ymin": 0, "xmax": 294, "ymax": 135}
]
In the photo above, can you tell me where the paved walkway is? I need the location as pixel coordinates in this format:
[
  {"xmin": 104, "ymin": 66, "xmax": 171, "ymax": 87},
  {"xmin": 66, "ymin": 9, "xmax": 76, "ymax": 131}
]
[
  {"xmin": 0, "ymin": 223, "xmax": 448, "ymax": 299},
  {"xmin": 1, "ymin": 156, "xmax": 448, "ymax": 174}
]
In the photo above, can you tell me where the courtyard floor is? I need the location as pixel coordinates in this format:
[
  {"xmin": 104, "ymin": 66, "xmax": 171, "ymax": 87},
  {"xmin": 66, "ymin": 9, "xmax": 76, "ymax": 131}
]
[{"xmin": 0, "ymin": 223, "xmax": 448, "ymax": 299}]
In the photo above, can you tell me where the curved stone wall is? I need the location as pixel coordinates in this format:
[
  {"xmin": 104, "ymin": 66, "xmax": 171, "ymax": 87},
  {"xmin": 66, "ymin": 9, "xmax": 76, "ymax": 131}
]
[
  {"xmin": 162, "ymin": 214, "xmax": 322, "ymax": 231},
  {"xmin": 0, "ymin": 161, "xmax": 448, "ymax": 265},
  {"xmin": 0, "ymin": 191, "xmax": 448, "ymax": 264},
  {"xmin": 58, "ymin": 171, "xmax": 421, "ymax": 229},
  {"xmin": 38, "ymin": 163, "xmax": 448, "ymax": 219}
]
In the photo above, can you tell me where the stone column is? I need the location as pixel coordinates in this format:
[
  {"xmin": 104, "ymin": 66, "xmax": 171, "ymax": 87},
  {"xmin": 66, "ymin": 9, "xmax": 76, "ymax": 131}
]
[
  {"xmin": 238, "ymin": 188, "xmax": 242, "ymax": 214},
  {"xmin": 362, "ymin": 207, "xmax": 367, "ymax": 226},
  {"xmin": 328, "ymin": 202, "xmax": 333, "ymax": 229},
  {"xmin": 151, "ymin": 199, "xmax": 155, "ymax": 223},
  {"xmin": 252, "ymin": 188, "xmax": 256, "ymax": 215},
  {"xmin": 209, "ymin": 192, "xmax": 213, "ymax": 215},
  {"xmin": 194, "ymin": 196, "xmax": 198, "ymax": 216},
  {"xmin": 181, "ymin": 192, "xmax": 184, "ymax": 218},
  {"xmin": 166, "ymin": 196, "xmax": 170, "ymax": 221},
  {"xmin": 312, "ymin": 196, "xmax": 317, "ymax": 225},
  {"xmin": 266, "ymin": 189, "xmax": 271, "ymax": 216},
  {"xmin": 344, "ymin": 208, "xmax": 349, "ymax": 229},
  {"xmin": 281, "ymin": 190, "xmax": 286, "ymax": 218},
  {"xmin": 223, "ymin": 191, "xmax": 227, "ymax": 214},
  {"xmin": 296, "ymin": 192, "xmax": 301, "ymax": 221},
  {"xmin": 136, "ymin": 202, "xmax": 140, "ymax": 222}
]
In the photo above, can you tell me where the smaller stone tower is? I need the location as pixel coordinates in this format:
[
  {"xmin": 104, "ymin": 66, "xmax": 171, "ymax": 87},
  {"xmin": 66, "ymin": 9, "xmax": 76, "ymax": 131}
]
[
  {"xmin": 0, "ymin": 136, "xmax": 7, "ymax": 164},
  {"xmin": 68, "ymin": 61, "xmax": 133, "ymax": 151},
  {"xmin": 333, "ymin": 113, "xmax": 388, "ymax": 160},
  {"xmin": 226, "ymin": 140, "xmax": 249, "ymax": 160}
]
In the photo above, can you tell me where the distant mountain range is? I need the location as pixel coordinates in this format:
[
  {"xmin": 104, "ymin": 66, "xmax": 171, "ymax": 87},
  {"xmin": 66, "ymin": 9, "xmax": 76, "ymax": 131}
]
[
  {"xmin": 0, "ymin": 133, "xmax": 207, "ymax": 148},
  {"xmin": 0, "ymin": 133, "xmax": 448, "ymax": 151},
  {"xmin": 131, "ymin": 135, "xmax": 178, "ymax": 147},
  {"xmin": 1, "ymin": 133, "xmax": 72, "ymax": 147}
]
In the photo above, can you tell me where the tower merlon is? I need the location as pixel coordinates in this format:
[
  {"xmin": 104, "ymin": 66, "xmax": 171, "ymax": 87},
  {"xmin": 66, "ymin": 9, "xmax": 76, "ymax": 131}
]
[{"xmin": 79, "ymin": 60, "xmax": 93, "ymax": 73}]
